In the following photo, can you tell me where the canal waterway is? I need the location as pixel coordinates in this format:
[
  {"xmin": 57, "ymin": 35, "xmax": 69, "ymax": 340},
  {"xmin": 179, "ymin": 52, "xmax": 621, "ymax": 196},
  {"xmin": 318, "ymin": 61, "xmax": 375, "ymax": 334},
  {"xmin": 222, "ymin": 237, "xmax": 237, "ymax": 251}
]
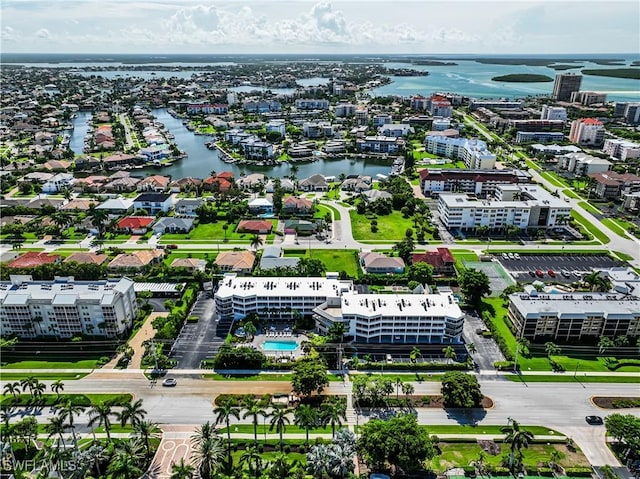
[{"xmin": 68, "ymin": 108, "xmax": 394, "ymax": 180}]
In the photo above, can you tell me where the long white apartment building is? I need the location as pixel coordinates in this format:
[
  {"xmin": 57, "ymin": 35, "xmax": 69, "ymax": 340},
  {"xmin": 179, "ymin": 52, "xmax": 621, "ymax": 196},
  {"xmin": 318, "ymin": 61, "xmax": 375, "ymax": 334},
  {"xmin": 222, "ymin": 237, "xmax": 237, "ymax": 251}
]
[
  {"xmin": 215, "ymin": 274, "xmax": 465, "ymax": 344},
  {"xmin": 603, "ymin": 139, "xmax": 640, "ymax": 161},
  {"xmin": 437, "ymin": 184, "xmax": 571, "ymax": 231},
  {"xmin": 0, "ymin": 276, "xmax": 137, "ymax": 339},
  {"xmin": 508, "ymin": 292, "xmax": 640, "ymax": 341},
  {"xmin": 314, "ymin": 293, "xmax": 464, "ymax": 344},
  {"xmin": 424, "ymin": 135, "xmax": 496, "ymax": 169}
]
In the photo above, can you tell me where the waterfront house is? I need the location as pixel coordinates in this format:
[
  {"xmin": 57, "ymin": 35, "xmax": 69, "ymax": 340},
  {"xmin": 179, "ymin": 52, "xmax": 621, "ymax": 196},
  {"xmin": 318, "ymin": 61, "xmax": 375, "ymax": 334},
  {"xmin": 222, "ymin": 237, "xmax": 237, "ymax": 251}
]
[
  {"xmin": 341, "ymin": 175, "xmax": 372, "ymax": 192},
  {"xmin": 237, "ymin": 173, "xmax": 265, "ymax": 190},
  {"xmin": 298, "ymin": 174, "xmax": 328, "ymax": 192},
  {"xmin": 170, "ymin": 177, "xmax": 203, "ymax": 193},
  {"xmin": 137, "ymin": 175, "xmax": 170, "ymax": 192}
]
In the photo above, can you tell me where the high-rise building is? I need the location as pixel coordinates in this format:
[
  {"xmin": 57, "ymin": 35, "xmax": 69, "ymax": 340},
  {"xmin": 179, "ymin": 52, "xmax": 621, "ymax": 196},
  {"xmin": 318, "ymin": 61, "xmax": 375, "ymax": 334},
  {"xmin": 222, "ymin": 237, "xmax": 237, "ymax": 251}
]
[
  {"xmin": 552, "ymin": 73, "xmax": 582, "ymax": 101},
  {"xmin": 569, "ymin": 118, "xmax": 605, "ymax": 146}
]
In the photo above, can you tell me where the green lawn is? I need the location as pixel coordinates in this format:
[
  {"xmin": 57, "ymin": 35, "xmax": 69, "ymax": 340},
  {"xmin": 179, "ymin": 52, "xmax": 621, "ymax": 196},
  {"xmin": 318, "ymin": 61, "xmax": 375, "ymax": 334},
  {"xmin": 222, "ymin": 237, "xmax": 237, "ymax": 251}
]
[
  {"xmin": 350, "ymin": 210, "xmax": 417, "ymax": 241},
  {"xmin": 451, "ymin": 249, "xmax": 479, "ymax": 271},
  {"xmin": 161, "ymin": 220, "xmax": 277, "ymax": 243},
  {"xmin": 570, "ymin": 210, "xmax": 610, "ymax": 244},
  {"xmin": 578, "ymin": 201, "xmax": 601, "ymax": 215},
  {"xmin": 220, "ymin": 424, "xmax": 333, "ymax": 435},
  {"xmin": 286, "ymin": 249, "xmax": 361, "ymax": 277},
  {"xmin": 563, "ymin": 189, "xmax": 581, "ymax": 199},
  {"xmin": 614, "ymin": 251, "xmax": 635, "ymax": 262},
  {"xmin": 426, "ymin": 442, "xmax": 588, "ymax": 473},
  {"xmin": 202, "ymin": 373, "xmax": 293, "ymax": 381},
  {"xmin": 0, "ymin": 372, "xmax": 88, "ymax": 381},
  {"xmin": 163, "ymin": 251, "xmax": 216, "ymax": 266},
  {"xmin": 318, "ymin": 202, "xmax": 342, "ymax": 220},
  {"xmin": 2, "ymin": 359, "xmax": 100, "ymax": 369},
  {"xmin": 425, "ymin": 424, "xmax": 561, "ymax": 436},
  {"xmin": 601, "ymin": 218, "xmax": 630, "ymax": 238},
  {"xmin": 539, "ymin": 171, "xmax": 568, "ymax": 188}
]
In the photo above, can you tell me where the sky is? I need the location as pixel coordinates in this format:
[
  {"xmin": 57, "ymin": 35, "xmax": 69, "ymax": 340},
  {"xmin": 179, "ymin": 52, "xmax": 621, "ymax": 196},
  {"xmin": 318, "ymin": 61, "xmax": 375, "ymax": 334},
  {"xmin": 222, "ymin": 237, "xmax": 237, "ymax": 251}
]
[{"xmin": 1, "ymin": 0, "xmax": 639, "ymax": 55}]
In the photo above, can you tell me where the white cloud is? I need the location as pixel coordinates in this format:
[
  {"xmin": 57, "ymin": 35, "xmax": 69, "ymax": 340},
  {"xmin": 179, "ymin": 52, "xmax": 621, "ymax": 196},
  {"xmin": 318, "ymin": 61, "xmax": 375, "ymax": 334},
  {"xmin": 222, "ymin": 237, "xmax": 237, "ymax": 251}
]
[{"xmin": 35, "ymin": 28, "xmax": 51, "ymax": 39}]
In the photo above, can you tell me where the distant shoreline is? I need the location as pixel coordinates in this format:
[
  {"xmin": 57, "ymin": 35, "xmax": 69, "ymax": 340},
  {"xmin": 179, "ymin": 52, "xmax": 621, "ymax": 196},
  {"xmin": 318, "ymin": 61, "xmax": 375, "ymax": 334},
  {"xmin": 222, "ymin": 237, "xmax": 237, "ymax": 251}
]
[{"xmin": 491, "ymin": 74, "xmax": 554, "ymax": 83}]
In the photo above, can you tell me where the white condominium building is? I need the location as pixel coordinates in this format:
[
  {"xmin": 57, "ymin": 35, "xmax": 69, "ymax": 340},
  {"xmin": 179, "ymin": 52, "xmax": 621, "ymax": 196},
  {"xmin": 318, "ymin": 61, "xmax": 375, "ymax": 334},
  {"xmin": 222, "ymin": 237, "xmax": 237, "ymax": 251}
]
[
  {"xmin": 437, "ymin": 185, "xmax": 571, "ymax": 230},
  {"xmin": 569, "ymin": 118, "xmax": 605, "ymax": 147},
  {"xmin": 215, "ymin": 273, "xmax": 354, "ymax": 321},
  {"xmin": 508, "ymin": 292, "xmax": 640, "ymax": 341},
  {"xmin": 424, "ymin": 136, "xmax": 496, "ymax": 169},
  {"xmin": 603, "ymin": 139, "xmax": 640, "ymax": 161},
  {"xmin": 314, "ymin": 293, "xmax": 464, "ymax": 344},
  {"xmin": 540, "ymin": 105, "xmax": 567, "ymax": 121},
  {"xmin": 0, "ymin": 276, "xmax": 137, "ymax": 339},
  {"xmin": 215, "ymin": 274, "xmax": 465, "ymax": 344}
]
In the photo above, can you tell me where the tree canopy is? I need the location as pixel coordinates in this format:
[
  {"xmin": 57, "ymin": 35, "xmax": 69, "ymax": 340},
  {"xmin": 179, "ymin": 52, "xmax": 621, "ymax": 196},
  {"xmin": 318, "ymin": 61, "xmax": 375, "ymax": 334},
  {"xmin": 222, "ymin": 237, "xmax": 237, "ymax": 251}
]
[
  {"xmin": 459, "ymin": 268, "xmax": 491, "ymax": 306},
  {"xmin": 357, "ymin": 413, "xmax": 435, "ymax": 473},
  {"xmin": 441, "ymin": 371, "xmax": 483, "ymax": 408},
  {"xmin": 291, "ymin": 355, "xmax": 329, "ymax": 398}
]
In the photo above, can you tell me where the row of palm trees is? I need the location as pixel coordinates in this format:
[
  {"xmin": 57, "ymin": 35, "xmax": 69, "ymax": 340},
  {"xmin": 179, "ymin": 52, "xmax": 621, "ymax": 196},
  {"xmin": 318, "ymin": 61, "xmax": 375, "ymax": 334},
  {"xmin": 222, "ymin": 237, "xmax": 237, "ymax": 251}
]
[
  {"xmin": 213, "ymin": 396, "xmax": 347, "ymax": 455},
  {"xmin": 3, "ymin": 377, "xmax": 64, "ymax": 400}
]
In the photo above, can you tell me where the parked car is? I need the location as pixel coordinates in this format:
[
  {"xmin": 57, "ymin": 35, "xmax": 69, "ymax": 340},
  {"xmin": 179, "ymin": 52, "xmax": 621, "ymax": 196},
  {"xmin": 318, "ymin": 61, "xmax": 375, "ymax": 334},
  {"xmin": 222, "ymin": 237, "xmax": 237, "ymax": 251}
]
[
  {"xmin": 166, "ymin": 244, "xmax": 179, "ymax": 250},
  {"xmin": 585, "ymin": 415, "xmax": 603, "ymax": 425},
  {"xmin": 514, "ymin": 253, "xmax": 520, "ymax": 260},
  {"xmin": 561, "ymin": 270, "xmax": 572, "ymax": 278},
  {"xmin": 508, "ymin": 253, "xmax": 515, "ymax": 259},
  {"xmin": 162, "ymin": 378, "xmax": 177, "ymax": 387},
  {"xmin": 548, "ymin": 270, "xmax": 556, "ymax": 278},
  {"xmin": 528, "ymin": 271, "xmax": 536, "ymax": 277},
  {"xmin": 502, "ymin": 253, "xmax": 509, "ymax": 260},
  {"xmin": 535, "ymin": 270, "xmax": 544, "ymax": 277}
]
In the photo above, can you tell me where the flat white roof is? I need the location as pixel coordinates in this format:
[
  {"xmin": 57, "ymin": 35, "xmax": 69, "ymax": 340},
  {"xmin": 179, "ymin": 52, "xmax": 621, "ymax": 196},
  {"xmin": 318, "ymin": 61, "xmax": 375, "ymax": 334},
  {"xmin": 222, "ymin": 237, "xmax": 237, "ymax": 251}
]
[
  {"xmin": 440, "ymin": 185, "xmax": 568, "ymax": 209},
  {"xmin": 341, "ymin": 292, "xmax": 462, "ymax": 318},
  {"xmin": 0, "ymin": 277, "xmax": 134, "ymax": 304},
  {"xmin": 510, "ymin": 293, "xmax": 640, "ymax": 318},
  {"xmin": 216, "ymin": 274, "xmax": 354, "ymax": 299}
]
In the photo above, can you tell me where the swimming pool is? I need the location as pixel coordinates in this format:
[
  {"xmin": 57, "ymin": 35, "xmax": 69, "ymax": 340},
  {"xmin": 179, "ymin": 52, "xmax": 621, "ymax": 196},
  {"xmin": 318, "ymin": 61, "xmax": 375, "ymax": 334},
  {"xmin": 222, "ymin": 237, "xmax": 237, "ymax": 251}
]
[{"xmin": 262, "ymin": 340, "xmax": 298, "ymax": 352}]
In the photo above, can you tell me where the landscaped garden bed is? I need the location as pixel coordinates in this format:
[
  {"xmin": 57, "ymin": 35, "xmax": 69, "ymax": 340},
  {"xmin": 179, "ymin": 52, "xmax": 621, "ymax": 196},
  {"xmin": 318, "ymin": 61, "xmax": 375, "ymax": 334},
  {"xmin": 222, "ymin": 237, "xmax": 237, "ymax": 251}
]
[{"xmin": 591, "ymin": 396, "xmax": 640, "ymax": 409}]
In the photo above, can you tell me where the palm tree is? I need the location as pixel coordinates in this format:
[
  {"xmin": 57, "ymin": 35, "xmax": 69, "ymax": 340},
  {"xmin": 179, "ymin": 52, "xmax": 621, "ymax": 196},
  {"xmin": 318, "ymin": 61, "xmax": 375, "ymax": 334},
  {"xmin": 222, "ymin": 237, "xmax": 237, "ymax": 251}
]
[
  {"xmin": 250, "ymin": 234, "xmax": 263, "ymax": 251},
  {"xmin": 58, "ymin": 400, "xmax": 85, "ymax": 447},
  {"xmin": 501, "ymin": 419, "xmax": 534, "ymax": 473},
  {"xmin": 134, "ymin": 419, "xmax": 162, "ymax": 459},
  {"xmin": 88, "ymin": 402, "xmax": 114, "ymax": 443},
  {"xmin": 269, "ymin": 406, "xmax": 291, "ymax": 452},
  {"xmin": 583, "ymin": 271, "xmax": 612, "ymax": 292},
  {"xmin": 50, "ymin": 380, "xmax": 64, "ymax": 398},
  {"xmin": 32, "ymin": 381, "xmax": 46, "ymax": 399},
  {"xmin": 117, "ymin": 398, "xmax": 147, "ymax": 428},
  {"xmin": 214, "ymin": 402, "xmax": 241, "ymax": 461},
  {"xmin": 45, "ymin": 415, "xmax": 68, "ymax": 450},
  {"xmin": 242, "ymin": 397, "xmax": 267, "ymax": 445},
  {"xmin": 293, "ymin": 403, "xmax": 318, "ymax": 447},
  {"xmin": 467, "ymin": 343, "xmax": 477, "ymax": 355},
  {"xmin": 442, "ymin": 345, "xmax": 457, "ymax": 364},
  {"xmin": 409, "ymin": 347, "xmax": 421, "ymax": 363},
  {"xmin": 20, "ymin": 376, "xmax": 37, "ymax": 397},
  {"xmin": 239, "ymin": 445, "xmax": 263, "ymax": 479},
  {"xmin": 243, "ymin": 321, "xmax": 257, "ymax": 341},
  {"xmin": 3, "ymin": 382, "xmax": 21, "ymax": 399},
  {"xmin": 598, "ymin": 336, "xmax": 614, "ymax": 355},
  {"xmin": 401, "ymin": 382, "xmax": 415, "ymax": 405},
  {"xmin": 171, "ymin": 458, "xmax": 195, "ymax": 479},
  {"xmin": 545, "ymin": 342, "xmax": 561, "ymax": 358},
  {"xmin": 320, "ymin": 398, "xmax": 346, "ymax": 438},
  {"xmin": 107, "ymin": 441, "xmax": 145, "ymax": 479},
  {"xmin": 191, "ymin": 422, "xmax": 224, "ymax": 479}
]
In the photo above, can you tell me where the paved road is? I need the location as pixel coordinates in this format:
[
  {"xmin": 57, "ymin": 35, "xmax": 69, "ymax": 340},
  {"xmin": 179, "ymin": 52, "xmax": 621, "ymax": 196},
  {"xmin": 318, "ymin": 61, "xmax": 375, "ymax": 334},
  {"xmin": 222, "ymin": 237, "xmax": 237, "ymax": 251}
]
[{"xmin": 4, "ymin": 371, "xmax": 638, "ymax": 466}]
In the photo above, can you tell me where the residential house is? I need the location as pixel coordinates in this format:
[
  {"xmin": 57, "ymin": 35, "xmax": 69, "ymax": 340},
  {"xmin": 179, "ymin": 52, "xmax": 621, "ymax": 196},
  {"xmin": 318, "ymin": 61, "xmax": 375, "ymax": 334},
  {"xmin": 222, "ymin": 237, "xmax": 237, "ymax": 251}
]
[
  {"xmin": 361, "ymin": 189, "xmax": 392, "ymax": 203},
  {"xmin": 152, "ymin": 217, "xmax": 195, "ymax": 234},
  {"xmin": 341, "ymin": 175, "xmax": 372, "ymax": 192},
  {"xmin": 203, "ymin": 176, "xmax": 232, "ymax": 193},
  {"xmin": 137, "ymin": 175, "xmax": 170, "ymax": 192},
  {"xmin": 265, "ymin": 178, "xmax": 295, "ymax": 193},
  {"xmin": 248, "ymin": 198, "xmax": 274, "ymax": 215},
  {"xmin": 96, "ymin": 197, "xmax": 134, "ymax": 215},
  {"xmin": 215, "ymin": 251, "xmax": 256, "ymax": 274},
  {"xmin": 174, "ymin": 198, "xmax": 204, "ymax": 217},
  {"xmin": 41, "ymin": 173, "xmax": 74, "ymax": 193},
  {"xmin": 117, "ymin": 216, "xmax": 155, "ymax": 235},
  {"xmin": 102, "ymin": 153, "xmax": 140, "ymax": 169},
  {"xmin": 42, "ymin": 160, "xmax": 72, "ymax": 171},
  {"xmin": 170, "ymin": 258, "xmax": 206, "ymax": 272},
  {"xmin": 359, "ymin": 252, "xmax": 405, "ymax": 274},
  {"xmin": 60, "ymin": 198, "xmax": 98, "ymax": 211},
  {"xmin": 283, "ymin": 196, "xmax": 313, "ymax": 215},
  {"xmin": 133, "ymin": 193, "xmax": 174, "ymax": 214},
  {"xmin": 283, "ymin": 219, "xmax": 316, "ymax": 236},
  {"xmin": 21, "ymin": 172, "xmax": 53, "ymax": 184},
  {"xmin": 237, "ymin": 220, "xmax": 273, "ymax": 234},
  {"xmin": 26, "ymin": 198, "xmax": 64, "ymax": 209},
  {"xmin": 103, "ymin": 176, "xmax": 141, "ymax": 193},
  {"xmin": 72, "ymin": 175, "xmax": 108, "ymax": 193},
  {"xmin": 411, "ymin": 248, "xmax": 455, "ymax": 276},
  {"xmin": 169, "ymin": 177, "xmax": 202, "ymax": 193},
  {"xmin": 237, "ymin": 173, "xmax": 265, "ymax": 190},
  {"xmin": 7, "ymin": 252, "xmax": 62, "ymax": 269},
  {"xmin": 259, "ymin": 245, "xmax": 300, "ymax": 270},
  {"xmin": 108, "ymin": 250, "xmax": 164, "ymax": 272},
  {"xmin": 64, "ymin": 252, "xmax": 109, "ymax": 266},
  {"xmin": 298, "ymin": 174, "xmax": 328, "ymax": 192}
]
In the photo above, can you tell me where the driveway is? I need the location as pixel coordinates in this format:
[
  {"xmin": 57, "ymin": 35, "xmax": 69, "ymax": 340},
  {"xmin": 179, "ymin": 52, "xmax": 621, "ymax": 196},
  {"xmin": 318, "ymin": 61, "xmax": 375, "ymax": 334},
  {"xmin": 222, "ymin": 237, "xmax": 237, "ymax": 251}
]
[
  {"xmin": 170, "ymin": 292, "xmax": 225, "ymax": 370},
  {"xmin": 462, "ymin": 311, "xmax": 505, "ymax": 371}
]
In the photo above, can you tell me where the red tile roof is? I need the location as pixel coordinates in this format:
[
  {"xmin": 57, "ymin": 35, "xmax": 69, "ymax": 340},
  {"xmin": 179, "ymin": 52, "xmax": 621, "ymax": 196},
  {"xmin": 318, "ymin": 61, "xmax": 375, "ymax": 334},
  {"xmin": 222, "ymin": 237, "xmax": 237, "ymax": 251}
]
[
  {"xmin": 412, "ymin": 248, "xmax": 455, "ymax": 269},
  {"xmin": 237, "ymin": 220, "xmax": 273, "ymax": 233},
  {"xmin": 7, "ymin": 252, "xmax": 62, "ymax": 268},
  {"xmin": 117, "ymin": 216, "xmax": 155, "ymax": 229}
]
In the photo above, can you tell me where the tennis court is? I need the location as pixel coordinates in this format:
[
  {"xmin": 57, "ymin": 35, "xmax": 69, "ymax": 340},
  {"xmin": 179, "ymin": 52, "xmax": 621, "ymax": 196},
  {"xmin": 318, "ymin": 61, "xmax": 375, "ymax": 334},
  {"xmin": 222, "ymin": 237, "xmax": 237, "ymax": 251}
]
[{"xmin": 462, "ymin": 260, "xmax": 515, "ymax": 296}]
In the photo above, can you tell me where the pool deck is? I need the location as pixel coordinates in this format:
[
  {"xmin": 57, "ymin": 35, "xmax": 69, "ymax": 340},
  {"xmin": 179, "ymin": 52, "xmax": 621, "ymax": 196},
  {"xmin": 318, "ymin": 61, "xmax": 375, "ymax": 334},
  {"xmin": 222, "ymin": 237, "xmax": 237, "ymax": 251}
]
[{"xmin": 252, "ymin": 332, "xmax": 307, "ymax": 360}]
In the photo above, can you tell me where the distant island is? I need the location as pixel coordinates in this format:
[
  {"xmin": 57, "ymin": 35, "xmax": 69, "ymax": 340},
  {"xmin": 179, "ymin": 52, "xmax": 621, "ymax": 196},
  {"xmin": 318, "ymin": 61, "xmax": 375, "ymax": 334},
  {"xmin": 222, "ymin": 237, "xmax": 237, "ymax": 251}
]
[
  {"xmin": 411, "ymin": 60, "xmax": 458, "ymax": 66},
  {"xmin": 549, "ymin": 64, "xmax": 583, "ymax": 70},
  {"xmin": 469, "ymin": 57, "xmax": 626, "ymax": 67},
  {"xmin": 581, "ymin": 68, "xmax": 640, "ymax": 80},
  {"xmin": 491, "ymin": 74, "xmax": 554, "ymax": 83}
]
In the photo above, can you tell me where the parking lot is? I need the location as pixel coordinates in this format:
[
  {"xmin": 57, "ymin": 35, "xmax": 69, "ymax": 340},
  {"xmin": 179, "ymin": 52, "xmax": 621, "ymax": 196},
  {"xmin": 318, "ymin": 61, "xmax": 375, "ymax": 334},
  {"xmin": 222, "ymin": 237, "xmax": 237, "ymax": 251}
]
[
  {"xmin": 498, "ymin": 254, "xmax": 622, "ymax": 284},
  {"xmin": 170, "ymin": 292, "xmax": 225, "ymax": 369}
]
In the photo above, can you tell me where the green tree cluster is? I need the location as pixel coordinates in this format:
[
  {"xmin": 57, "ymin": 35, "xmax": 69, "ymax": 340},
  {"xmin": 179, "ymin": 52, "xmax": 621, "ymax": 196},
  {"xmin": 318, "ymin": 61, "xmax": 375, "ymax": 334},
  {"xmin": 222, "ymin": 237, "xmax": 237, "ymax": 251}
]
[{"xmin": 441, "ymin": 371, "xmax": 483, "ymax": 408}]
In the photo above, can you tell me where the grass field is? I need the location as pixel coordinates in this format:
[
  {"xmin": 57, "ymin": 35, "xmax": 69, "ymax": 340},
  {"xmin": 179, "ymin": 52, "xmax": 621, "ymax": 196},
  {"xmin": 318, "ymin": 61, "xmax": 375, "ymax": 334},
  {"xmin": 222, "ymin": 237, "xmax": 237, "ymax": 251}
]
[
  {"xmin": 506, "ymin": 374, "xmax": 640, "ymax": 384},
  {"xmin": 319, "ymin": 202, "xmax": 342, "ymax": 220},
  {"xmin": 0, "ymin": 372, "xmax": 88, "ymax": 381},
  {"xmin": 601, "ymin": 218, "xmax": 629, "ymax": 238},
  {"xmin": 2, "ymin": 359, "xmax": 100, "ymax": 369},
  {"xmin": 570, "ymin": 210, "xmax": 610, "ymax": 244},
  {"xmin": 578, "ymin": 201, "xmax": 601, "ymax": 215},
  {"xmin": 539, "ymin": 171, "xmax": 568, "ymax": 188},
  {"xmin": 161, "ymin": 220, "xmax": 276, "ymax": 243},
  {"xmin": 563, "ymin": 189, "xmax": 581, "ymax": 199},
  {"xmin": 285, "ymin": 249, "xmax": 361, "ymax": 277},
  {"xmin": 425, "ymin": 424, "xmax": 561, "ymax": 436},
  {"xmin": 163, "ymin": 251, "xmax": 216, "ymax": 266},
  {"xmin": 349, "ymin": 210, "xmax": 417, "ymax": 241}
]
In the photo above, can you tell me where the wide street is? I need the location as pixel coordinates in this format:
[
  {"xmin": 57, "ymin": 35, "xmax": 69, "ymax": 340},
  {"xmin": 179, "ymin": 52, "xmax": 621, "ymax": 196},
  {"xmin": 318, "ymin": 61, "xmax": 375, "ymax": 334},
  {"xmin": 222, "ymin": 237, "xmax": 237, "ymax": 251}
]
[{"xmin": 3, "ymin": 370, "xmax": 638, "ymax": 466}]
